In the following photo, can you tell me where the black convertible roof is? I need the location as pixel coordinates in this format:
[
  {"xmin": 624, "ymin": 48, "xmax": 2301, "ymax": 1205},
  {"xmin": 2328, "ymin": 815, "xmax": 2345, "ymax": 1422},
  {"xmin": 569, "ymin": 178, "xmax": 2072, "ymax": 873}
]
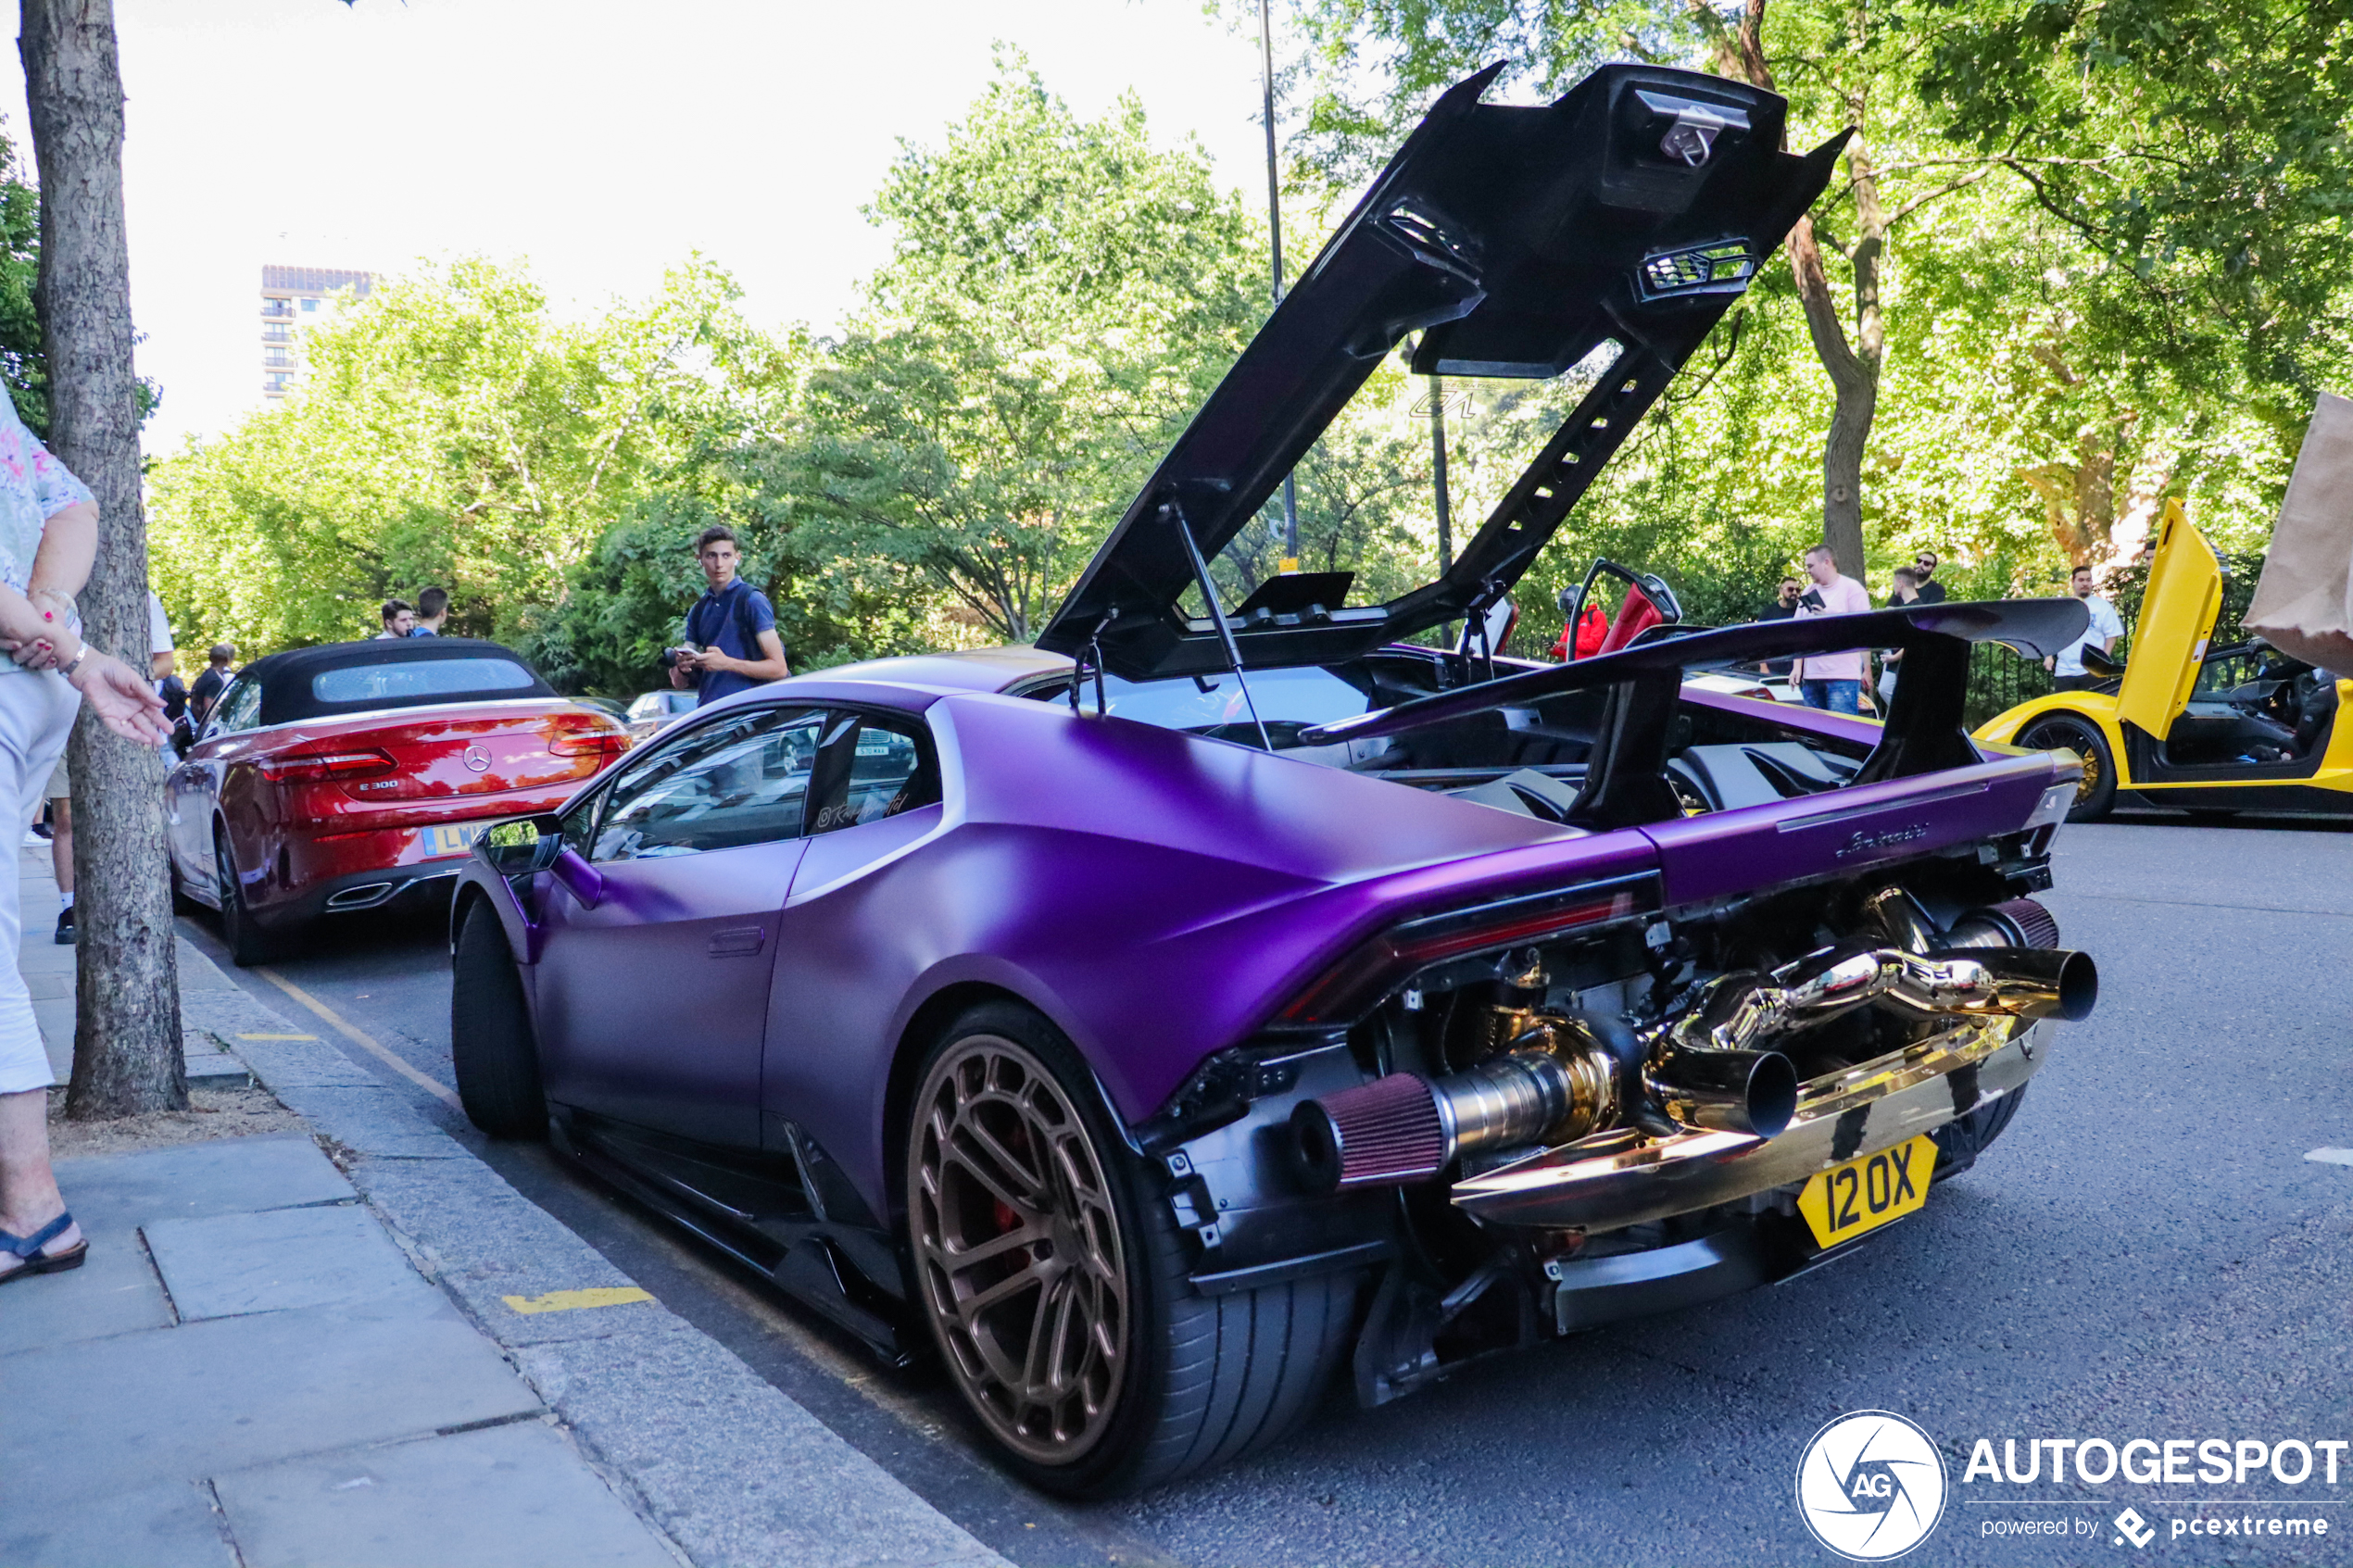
[
  {"xmin": 1037, "ymin": 61, "xmax": 1846, "ymax": 681},
  {"xmin": 239, "ymin": 637, "xmax": 555, "ymax": 728}
]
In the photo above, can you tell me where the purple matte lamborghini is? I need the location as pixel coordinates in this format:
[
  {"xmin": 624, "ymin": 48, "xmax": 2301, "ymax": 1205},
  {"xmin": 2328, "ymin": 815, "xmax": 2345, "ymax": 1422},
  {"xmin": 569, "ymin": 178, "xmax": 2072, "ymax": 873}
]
[{"xmin": 449, "ymin": 62, "xmax": 2098, "ymax": 1498}]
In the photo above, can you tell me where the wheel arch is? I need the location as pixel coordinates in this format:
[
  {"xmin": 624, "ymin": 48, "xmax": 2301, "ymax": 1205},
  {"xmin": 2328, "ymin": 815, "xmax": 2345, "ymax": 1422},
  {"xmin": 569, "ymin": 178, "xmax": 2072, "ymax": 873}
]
[
  {"xmin": 1977, "ymin": 693, "xmax": 2127, "ymax": 760},
  {"xmin": 448, "ymin": 871, "xmax": 535, "ymax": 968},
  {"xmin": 877, "ymin": 978, "xmax": 1139, "ymax": 1230}
]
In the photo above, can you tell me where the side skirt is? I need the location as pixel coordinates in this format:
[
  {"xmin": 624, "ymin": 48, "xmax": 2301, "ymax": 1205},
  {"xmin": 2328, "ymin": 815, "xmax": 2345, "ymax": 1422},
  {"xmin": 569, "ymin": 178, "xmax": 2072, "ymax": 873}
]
[{"xmin": 550, "ymin": 1109, "xmax": 917, "ymax": 1365}]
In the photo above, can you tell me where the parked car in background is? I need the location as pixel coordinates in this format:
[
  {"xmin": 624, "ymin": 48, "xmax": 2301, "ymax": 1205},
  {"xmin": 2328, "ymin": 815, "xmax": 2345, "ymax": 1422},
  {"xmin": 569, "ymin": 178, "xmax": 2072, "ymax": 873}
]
[
  {"xmin": 623, "ymin": 688, "xmax": 699, "ymax": 741},
  {"xmin": 447, "ymin": 62, "xmax": 2096, "ymax": 1499},
  {"xmin": 1978, "ymin": 500, "xmax": 2353, "ymax": 820},
  {"xmin": 165, "ymin": 637, "xmax": 631, "ymax": 963}
]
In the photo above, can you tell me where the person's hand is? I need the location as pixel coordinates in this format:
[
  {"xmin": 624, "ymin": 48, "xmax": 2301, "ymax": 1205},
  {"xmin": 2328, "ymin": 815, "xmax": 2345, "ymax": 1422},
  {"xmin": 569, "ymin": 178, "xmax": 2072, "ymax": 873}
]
[
  {"xmin": 3, "ymin": 633, "xmax": 63, "ymax": 671},
  {"xmin": 68, "ymin": 648, "xmax": 171, "ymax": 745}
]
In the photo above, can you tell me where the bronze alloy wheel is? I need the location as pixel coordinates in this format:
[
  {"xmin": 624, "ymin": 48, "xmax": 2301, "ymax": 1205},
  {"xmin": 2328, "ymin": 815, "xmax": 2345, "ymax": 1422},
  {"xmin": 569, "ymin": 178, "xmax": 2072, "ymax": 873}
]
[{"xmin": 908, "ymin": 1034, "xmax": 1130, "ymax": 1466}]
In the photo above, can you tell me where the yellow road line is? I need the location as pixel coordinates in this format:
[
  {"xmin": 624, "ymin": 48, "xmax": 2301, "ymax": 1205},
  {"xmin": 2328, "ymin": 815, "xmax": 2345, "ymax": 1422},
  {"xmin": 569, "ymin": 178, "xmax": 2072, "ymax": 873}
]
[
  {"xmin": 502, "ymin": 1286, "xmax": 655, "ymax": 1315},
  {"xmin": 250, "ymin": 967, "xmax": 464, "ymax": 1111}
]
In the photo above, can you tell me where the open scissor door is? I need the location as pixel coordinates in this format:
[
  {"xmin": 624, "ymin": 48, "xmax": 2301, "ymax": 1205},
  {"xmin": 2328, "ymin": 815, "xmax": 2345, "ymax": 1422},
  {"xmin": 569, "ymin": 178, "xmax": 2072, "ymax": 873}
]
[{"xmin": 2114, "ymin": 499, "xmax": 2225, "ymax": 743}]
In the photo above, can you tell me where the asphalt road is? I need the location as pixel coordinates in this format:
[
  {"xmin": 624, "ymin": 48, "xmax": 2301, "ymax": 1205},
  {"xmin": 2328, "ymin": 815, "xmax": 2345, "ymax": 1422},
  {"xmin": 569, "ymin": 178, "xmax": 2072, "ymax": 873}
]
[{"xmin": 179, "ymin": 811, "xmax": 2353, "ymax": 1567}]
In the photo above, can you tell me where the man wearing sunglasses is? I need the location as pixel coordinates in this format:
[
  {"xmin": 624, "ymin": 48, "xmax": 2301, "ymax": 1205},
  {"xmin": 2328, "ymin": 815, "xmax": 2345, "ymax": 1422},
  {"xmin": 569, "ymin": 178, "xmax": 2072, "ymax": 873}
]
[{"xmin": 1909, "ymin": 550, "xmax": 1947, "ymax": 604}]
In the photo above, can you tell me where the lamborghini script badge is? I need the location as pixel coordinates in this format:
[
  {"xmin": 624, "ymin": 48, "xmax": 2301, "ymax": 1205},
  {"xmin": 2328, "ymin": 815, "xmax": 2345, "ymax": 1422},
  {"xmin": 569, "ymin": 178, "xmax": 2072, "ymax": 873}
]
[{"xmin": 1834, "ymin": 822, "xmax": 1930, "ymax": 859}]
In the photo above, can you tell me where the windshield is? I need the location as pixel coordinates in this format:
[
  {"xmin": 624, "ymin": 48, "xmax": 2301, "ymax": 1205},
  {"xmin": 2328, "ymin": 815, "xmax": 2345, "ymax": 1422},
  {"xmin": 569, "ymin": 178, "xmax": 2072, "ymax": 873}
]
[{"xmin": 1088, "ymin": 666, "xmax": 1376, "ymax": 748}]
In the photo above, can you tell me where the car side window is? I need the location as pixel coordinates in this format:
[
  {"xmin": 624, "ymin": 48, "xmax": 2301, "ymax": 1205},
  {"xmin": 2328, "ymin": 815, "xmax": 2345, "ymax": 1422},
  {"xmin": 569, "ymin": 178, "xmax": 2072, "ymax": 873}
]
[
  {"xmin": 590, "ymin": 706, "xmax": 824, "ymax": 862},
  {"xmin": 808, "ymin": 711, "xmax": 939, "ymax": 835},
  {"xmin": 208, "ymin": 676, "xmax": 263, "ymax": 737}
]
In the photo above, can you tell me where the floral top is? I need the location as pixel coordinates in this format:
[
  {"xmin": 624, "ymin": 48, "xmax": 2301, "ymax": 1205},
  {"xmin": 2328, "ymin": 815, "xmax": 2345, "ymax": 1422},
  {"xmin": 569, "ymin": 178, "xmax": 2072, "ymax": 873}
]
[{"xmin": 0, "ymin": 397, "xmax": 94, "ymax": 676}]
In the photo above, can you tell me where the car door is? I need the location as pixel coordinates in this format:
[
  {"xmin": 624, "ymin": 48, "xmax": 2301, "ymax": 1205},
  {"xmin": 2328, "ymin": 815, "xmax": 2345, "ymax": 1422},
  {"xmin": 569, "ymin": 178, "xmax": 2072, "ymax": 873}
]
[
  {"xmin": 761, "ymin": 708, "xmax": 944, "ymax": 1160},
  {"xmin": 2114, "ymin": 498, "xmax": 2225, "ymax": 745},
  {"xmin": 164, "ymin": 673, "xmax": 262, "ymax": 899},
  {"xmin": 533, "ymin": 702, "xmax": 824, "ymax": 1147}
]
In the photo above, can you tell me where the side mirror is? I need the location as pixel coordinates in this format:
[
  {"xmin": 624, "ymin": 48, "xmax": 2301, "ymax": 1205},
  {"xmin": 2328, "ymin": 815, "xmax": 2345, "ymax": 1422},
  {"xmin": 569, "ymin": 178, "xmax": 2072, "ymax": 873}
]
[
  {"xmin": 477, "ymin": 814, "xmax": 566, "ymax": 876},
  {"xmin": 549, "ymin": 847, "xmax": 605, "ymax": 909}
]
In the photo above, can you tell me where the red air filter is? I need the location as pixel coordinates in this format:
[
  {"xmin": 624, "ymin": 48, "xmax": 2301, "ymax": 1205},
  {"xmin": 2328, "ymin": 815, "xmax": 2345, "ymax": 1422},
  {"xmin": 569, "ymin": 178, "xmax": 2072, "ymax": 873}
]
[
  {"xmin": 1290, "ymin": 1074, "xmax": 1447, "ymax": 1194},
  {"xmin": 1991, "ymin": 897, "xmax": 2061, "ymax": 950}
]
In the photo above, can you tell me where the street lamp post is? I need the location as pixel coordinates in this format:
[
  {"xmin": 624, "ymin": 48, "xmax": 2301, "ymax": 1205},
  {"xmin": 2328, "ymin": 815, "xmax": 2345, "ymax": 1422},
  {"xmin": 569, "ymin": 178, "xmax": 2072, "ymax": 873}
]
[{"xmin": 1261, "ymin": 0, "xmax": 1300, "ymax": 571}]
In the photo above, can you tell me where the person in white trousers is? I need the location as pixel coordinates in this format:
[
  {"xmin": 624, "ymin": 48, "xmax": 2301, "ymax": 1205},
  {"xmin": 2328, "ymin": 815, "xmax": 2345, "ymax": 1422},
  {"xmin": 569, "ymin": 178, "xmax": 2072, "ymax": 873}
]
[{"xmin": 0, "ymin": 397, "xmax": 172, "ymax": 1286}]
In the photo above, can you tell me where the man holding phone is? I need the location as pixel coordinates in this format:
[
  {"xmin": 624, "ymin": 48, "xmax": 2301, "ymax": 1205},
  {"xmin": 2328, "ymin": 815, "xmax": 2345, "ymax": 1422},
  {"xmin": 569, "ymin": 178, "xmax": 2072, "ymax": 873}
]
[
  {"xmin": 670, "ymin": 525, "xmax": 790, "ymax": 707},
  {"xmin": 1790, "ymin": 543, "xmax": 1872, "ymax": 714}
]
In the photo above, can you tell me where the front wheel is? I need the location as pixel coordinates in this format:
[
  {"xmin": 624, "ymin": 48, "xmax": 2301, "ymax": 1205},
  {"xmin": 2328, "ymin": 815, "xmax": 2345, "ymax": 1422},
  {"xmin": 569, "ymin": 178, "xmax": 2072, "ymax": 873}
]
[
  {"xmin": 903, "ymin": 1002, "xmax": 1360, "ymax": 1498},
  {"xmin": 2017, "ymin": 712, "xmax": 2117, "ymax": 822},
  {"xmin": 450, "ymin": 897, "xmax": 547, "ymax": 1139}
]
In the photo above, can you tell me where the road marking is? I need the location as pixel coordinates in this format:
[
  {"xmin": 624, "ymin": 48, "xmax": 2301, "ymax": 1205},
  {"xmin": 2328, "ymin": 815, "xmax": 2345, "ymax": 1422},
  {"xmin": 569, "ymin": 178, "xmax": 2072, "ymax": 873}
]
[
  {"xmin": 2306, "ymin": 1148, "xmax": 2353, "ymax": 1167},
  {"xmin": 250, "ymin": 967, "xmax": 464, "ymax": 1110},
  {"xmin": 235, "ymin": 1033, "xmax": 319, "ymax": 1041},
  {"xmin": 502, "ymin": 1287, "xmax": 654, "ymax": 1314}
]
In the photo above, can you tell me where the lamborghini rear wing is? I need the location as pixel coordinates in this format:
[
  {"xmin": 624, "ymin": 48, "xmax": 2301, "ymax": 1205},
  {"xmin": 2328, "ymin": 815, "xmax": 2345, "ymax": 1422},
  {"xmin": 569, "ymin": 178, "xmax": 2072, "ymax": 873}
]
[{"xmin": 1302, "ymin": 598, "xmax": 2091, "ymax": 828}]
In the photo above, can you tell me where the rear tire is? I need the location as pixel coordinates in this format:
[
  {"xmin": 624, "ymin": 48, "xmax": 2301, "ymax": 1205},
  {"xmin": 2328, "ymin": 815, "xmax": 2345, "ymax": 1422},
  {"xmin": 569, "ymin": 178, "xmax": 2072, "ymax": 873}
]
[
  {"xmin": 214, "ymin": 834, "xmax": 289, "ymax": 966},
  {"xmin": 168, "ymin": 857, "xmax": 201, "ymax": 917},
  {"xmin": 903, "ymin": 1000, "xmax": 1359, "ymax": 1498},
  {"xmin": 1931, "ymin": 1084, "xmax": 2029, "ymax": 1180},
  {"xmin": 450, "ymin": 897, "xmax": 547, "ymax": 1140},
  {"xmin": 2017, "ymin": 713, "xmax": 2117, "ymax": 822}
]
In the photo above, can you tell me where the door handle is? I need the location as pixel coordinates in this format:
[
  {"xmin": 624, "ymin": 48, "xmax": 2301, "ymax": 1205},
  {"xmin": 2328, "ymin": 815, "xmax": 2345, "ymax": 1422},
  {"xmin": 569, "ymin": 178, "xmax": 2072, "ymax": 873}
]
[{"xmin": 709, "ymin": 926, "xmax": 765, "ymax": 958}]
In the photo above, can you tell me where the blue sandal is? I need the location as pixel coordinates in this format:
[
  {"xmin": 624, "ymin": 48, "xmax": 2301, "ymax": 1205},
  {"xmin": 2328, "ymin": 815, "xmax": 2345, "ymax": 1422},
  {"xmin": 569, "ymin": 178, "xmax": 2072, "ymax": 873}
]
[{"xmin": 0, "ymin": 1212, "xmax": 87, "ymax": 1283}]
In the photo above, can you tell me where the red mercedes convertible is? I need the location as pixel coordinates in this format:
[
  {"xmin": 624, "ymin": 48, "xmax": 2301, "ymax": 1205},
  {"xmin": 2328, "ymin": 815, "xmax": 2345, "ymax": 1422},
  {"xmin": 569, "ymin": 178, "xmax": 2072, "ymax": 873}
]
[{"xmin": 165, "ymin": 638, "xmax": 630, "ymax": 962}]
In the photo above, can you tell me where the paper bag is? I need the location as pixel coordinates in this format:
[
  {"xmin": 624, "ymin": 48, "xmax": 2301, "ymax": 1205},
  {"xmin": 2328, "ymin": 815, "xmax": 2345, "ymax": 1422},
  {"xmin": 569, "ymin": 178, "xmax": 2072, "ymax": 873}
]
[{"xmin": 2248, "ymin": 391, "xmax": 2353, "ymax": 680}]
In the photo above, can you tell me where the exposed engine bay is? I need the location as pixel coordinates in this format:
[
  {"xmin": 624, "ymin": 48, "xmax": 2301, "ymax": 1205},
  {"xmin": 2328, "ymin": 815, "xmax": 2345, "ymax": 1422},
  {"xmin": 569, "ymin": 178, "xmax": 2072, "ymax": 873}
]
[{"xmin": 1144, "ymin": 837, "xmax": 2093, "ymax": 1406}]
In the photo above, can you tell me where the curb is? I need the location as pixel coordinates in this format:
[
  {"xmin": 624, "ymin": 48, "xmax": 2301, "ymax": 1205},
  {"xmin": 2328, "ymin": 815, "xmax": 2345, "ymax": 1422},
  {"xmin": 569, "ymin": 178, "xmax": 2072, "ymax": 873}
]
[{"xmin": 178, "ymin": 961, "xmax": 1008, "ymax": 1568}]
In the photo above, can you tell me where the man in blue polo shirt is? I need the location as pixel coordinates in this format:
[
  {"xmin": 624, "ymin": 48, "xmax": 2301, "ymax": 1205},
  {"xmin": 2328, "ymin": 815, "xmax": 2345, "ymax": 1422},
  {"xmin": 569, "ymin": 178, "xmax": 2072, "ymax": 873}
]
[{"xmin": 670, "ymin": 524, "xmax": 790, "ymax": 706}]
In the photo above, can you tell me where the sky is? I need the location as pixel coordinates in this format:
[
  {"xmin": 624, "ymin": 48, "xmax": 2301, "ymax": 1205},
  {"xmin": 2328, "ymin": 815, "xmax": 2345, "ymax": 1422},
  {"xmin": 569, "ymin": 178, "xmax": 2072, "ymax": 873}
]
[{"xmin": 0, "ymin": 0, "xmax": 1283, "ymax": 455}]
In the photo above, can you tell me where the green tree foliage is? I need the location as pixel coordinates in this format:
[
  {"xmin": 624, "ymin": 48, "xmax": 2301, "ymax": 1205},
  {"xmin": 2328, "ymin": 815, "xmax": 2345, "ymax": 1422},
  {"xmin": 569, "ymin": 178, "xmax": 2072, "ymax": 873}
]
[
  {"xmin": 0, "ymin": 133, "xmax": 44, "ymax": 434},
  {"xmin": 1236, "ymin": 0, "xmax": 2339, "ymax": 630},
  {"xmin": 767, "ymin": 57, "xmax": 1268, "ymax": 643},
  {"xmin": 149, "ymin": 257, "xmax": 789, "ymax": 656},
  {"xmin": 1919, "ymin": 0, "xmax": 2353, "ymax": 452}
]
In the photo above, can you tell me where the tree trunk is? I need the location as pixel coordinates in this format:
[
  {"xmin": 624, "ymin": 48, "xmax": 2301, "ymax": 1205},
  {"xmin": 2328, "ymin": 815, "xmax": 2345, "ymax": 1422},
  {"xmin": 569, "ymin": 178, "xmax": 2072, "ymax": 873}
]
[
  {"xmin": 1703, "ymin": 0, "xmax": 1883, "ymax": 583},
  {"xmin": 21, "ymin": 0, "xmax": 184, "ymax": 1118},
  {"xmin": 1790, "ymin": 215, "xmax": 1879, "ymax": 581}
]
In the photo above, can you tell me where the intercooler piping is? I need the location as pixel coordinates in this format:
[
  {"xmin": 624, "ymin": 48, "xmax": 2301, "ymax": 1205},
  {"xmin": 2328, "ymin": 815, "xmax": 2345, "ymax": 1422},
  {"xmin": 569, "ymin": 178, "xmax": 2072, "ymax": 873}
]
[{"xmin": 1289, "ymin": 915, "xmax": 2095, "ymax": 1195}]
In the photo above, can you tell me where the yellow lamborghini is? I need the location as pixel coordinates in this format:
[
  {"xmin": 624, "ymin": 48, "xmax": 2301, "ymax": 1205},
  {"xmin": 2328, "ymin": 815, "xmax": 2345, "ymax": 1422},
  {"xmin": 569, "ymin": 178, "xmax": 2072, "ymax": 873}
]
[{"xmin": 1976, "ymin": 500, "xmax": 2353, "ymax": 821}]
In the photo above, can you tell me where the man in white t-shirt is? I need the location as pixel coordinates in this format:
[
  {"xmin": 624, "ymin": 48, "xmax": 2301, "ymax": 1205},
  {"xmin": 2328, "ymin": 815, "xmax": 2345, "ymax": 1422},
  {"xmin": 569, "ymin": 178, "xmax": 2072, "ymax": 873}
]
[
  {"xmin": 1790, "ymin": 543, "xmax": 1874, "ymax": 714},
  {"xmin": 2046, "ymin": 564, "xmax": 2124, "ymax": 691}
]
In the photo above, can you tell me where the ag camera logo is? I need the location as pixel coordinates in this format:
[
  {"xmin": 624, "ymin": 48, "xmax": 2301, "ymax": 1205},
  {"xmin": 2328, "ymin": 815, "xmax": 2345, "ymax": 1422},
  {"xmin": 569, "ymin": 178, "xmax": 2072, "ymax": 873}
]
[{"xmin": 1796, "ymin": 1411, "xmax": 1949, "ymax": 1560}]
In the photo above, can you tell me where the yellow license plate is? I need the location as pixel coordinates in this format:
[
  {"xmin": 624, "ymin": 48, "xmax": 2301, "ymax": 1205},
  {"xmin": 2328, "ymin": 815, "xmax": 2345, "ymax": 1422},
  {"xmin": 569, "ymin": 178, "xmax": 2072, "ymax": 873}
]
[
  {"xmin": 1798, "ymin": 1135, "xmax": 1935, "ymax": 1248},
  {"xmin": 421, "ymin": 822, "xmax": 488, "ymax": 859}
]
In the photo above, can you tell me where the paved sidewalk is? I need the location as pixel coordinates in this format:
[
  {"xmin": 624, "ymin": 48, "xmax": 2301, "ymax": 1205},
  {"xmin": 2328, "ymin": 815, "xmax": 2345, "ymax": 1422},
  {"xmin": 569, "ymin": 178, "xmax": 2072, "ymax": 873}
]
[
  {"xmin": 19, "ymin": 841, "xmax": 247, "ymax": 1089},
  {"xmin": 11, "ymin": 854, "xmax": 1008, "ymax": 1568}
]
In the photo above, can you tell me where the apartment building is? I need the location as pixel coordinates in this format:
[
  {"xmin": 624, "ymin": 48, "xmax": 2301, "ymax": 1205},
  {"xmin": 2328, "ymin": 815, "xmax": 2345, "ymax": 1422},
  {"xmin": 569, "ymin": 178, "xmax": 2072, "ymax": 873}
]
[{"xmin": 260, "ymin": 265, "xmax": 372, "ymax": 399}]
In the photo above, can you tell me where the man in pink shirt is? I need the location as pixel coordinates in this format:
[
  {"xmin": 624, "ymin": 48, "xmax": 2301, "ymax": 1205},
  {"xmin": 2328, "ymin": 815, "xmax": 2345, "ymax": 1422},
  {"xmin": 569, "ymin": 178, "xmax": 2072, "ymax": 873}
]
[{"xmin": 1791, "ymin": 544, "xmax": 1872, "ymax": 713}]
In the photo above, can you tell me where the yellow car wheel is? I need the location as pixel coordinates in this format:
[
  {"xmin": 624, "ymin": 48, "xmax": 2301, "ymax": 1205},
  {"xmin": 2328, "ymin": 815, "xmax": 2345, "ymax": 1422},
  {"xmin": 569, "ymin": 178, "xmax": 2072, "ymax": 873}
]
[{"xmin": 2018, "ymin": 713, "xmax": 2117, "ymax": 822}]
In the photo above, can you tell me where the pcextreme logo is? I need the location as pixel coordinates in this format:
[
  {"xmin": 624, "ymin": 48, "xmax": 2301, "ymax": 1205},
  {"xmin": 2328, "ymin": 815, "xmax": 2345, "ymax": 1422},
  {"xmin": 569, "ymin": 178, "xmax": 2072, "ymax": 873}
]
[{"xmin": 1796, "ymin": 1411, "xmax": 1950, "ymax": 1561}]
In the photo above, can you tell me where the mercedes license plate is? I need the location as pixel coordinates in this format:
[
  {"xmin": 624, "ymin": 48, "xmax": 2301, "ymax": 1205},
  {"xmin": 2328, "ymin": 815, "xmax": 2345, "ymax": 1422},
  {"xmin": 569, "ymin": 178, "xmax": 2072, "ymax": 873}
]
[
  {"xmin": 1798, "ymin": 1135, "xmax": 1934, "ymax": 1248},
  {"xmin": 421, "ymin": 822, "xmax": 489, "ymax": 859}
]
